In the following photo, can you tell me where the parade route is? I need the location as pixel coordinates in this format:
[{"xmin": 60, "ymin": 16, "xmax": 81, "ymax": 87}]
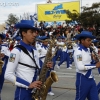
[{"xmin": 1, "ymin": 63, "xmax": 100, "ymax": 100}]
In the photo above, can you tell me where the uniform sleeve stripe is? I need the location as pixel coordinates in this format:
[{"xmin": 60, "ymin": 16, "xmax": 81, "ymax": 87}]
[
  {"xmin": 1, "ymin": 45, "xmax": 8, "ymax": 47},
  {"xmin": 16, "ymin": 77, "xmax": 30, "ymax": 86},
  {"xmin": 85, "ymin": 64, "xmax": 95, "ymax": 66}
]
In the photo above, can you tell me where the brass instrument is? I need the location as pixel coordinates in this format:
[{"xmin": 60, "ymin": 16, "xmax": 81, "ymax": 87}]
[
  {"xmin": 0, "ymin": 60, "xmax": 3, "ymax": 75},
  {"xmin": 56, "ymin": 44, "xmax": 67, "ymax": 48},
  {"xmin": 0, "ymin": 48, "xmax": 4, "ymax": 75},
  {"xmin": 90, "ymin": 46, "xmax": 100, "ymax": 62},
  {"xmin": 32, "ymin": 38, "xmax": 58, "ymax": 100},
  {"xmin": 52, "ymin": 46, "xmax": 59, "ymax": 58}
]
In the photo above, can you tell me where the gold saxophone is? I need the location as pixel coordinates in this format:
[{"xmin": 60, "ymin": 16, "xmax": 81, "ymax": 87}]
[
  {"xmin": 32, "ymin": 39, "xmax": 58, "ymax": 100},
  {"xmin": 0, "ymin": 60, "xmax": 3, "ymax": 75},
  {"xmin": 0, "ymin": 48, "xmax": 4, "ymax": 75}
]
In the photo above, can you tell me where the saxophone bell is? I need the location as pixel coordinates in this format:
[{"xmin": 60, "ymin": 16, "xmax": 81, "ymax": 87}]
[
  {"xmin": 32, "ymin": 37, "xmax": 58, "ymax": 100},
  {"xmin": 32, "ymin": 71, "xmax": 58, "ymax": 100}
]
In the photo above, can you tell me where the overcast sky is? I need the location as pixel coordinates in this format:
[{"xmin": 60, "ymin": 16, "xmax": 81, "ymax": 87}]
[{"xmin": 0, "ymin": 0, "xmax": 100, "ymax": 24}]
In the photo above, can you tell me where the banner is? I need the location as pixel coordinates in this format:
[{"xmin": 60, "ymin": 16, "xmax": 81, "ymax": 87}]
[{"xmin": 37, "ymin": 1, "xmax": 80, "ymax": 21}]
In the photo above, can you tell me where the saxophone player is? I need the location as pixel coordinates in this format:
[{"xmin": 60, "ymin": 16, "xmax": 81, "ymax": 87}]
[
  {"xmin": 37, "ymin": 36, "xmax": 55, "ymax": 96},
  {"xmin": 4, "ymin": 20, "xmax": 53, "ymax": 100},
  {"xmin": 0, "ymin": 33, "xmax": 10, "ymax": 100},
  {"xmin": 74, "ymin": 31, "xmax": 100, "ymax": 100}
]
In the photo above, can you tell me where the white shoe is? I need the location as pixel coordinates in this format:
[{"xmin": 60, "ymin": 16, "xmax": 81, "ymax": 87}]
[
  {"xmin": 51, "ymin": 70, "xmax": 56, "ymax": 72},
  {"xmin": 48, "ymin": 92, "xmax": 55, "ymax": 96},
  {"xmin": 62, "ymin": 62, "xmax": 66, "ymax": 64},
  {"xmin": 69, "ymin": 64, "xmax": 72, "ymax": 67},
  {"xmin": 56, "ymin": 65, "xmax": 60, "ymax": 69},
  {"xmin": 67, "ymin": 67, "xmax": 72, "ymax": 69}
]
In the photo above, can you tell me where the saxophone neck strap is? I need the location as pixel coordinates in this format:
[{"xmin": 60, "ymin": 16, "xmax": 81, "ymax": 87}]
[{"xmin": 15, "ymin": 45, "xmax": 40, "ymax": 70}]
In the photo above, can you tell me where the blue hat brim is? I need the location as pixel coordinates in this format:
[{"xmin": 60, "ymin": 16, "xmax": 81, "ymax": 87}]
[
  {"xmin": 15, "ymin": 23, "xmax": 39, "ymax": 31},
  {"xmin": 40, "ymin": 36, "xmax": 49, "ymax": 40},
  {"xmin": 0, "ymin": 34, "xmax": 5, "ymax": 39},
  {"xmin": 15, "ymin": 36, "xmax": 21, "ymax": 41},
  {"xmin": 92, "ymin": 40, "xmax": 99, "ymax": 43},
  {"xmin": 75, "ymin": 33, "xmax": 95, "ymax": 39}
]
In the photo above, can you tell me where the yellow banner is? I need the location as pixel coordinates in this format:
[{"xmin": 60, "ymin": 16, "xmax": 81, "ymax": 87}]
[{"xmin": 37, "ymin": 1, "xmax": 80, "ymax": 21}]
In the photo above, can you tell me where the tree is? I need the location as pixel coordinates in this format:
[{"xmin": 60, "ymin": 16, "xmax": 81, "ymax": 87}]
[
  {"xmin": 6, "ymin": 13, "xmax": 19, "ymax": 25},
  {"xmin": 79, "ymin": 2, "xmax": 100, "ymax": 27},
  {"xmin": 19, "ymin": 12, "xmax": 30, "ymax": 22},
  {"xmin": 22, "ymin": 12, "xmax": 30, "ymax": 20},
  {"xmin": 65, "ymin": 2, "xmax": 100, "ymax": 28},
  {"xmin": 65, "ymin": 9, "xmax": 80, "ymax": 24}
]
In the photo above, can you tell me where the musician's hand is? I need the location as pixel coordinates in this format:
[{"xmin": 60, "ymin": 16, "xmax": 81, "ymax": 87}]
[
  {"xmin": 91, "ymin": 43, "xmax": 94, "ymax": 47},
  {"xmin": 46, "ymin": 61, "xmax": 53, "ymax": 69},
  {"xmin": 0, "ymin": 53, "xmax": 5, "ymax": 58},
  {"xmin": 91, "ymin": 54, "xmax": 99, "ymax": 62},
  {"xmin": 92, "ymin": 54, "xmax": 96, "ymax": 60},
  {"xmin": 29, "ymin": 81, "xmax": 42, "ymax": 89},
  {"xmin": 96, "ymin": 62, "xmax": 100, "ymax": 68}
]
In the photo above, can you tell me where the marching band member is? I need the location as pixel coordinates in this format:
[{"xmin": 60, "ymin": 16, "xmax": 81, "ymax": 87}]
[
  {"xmin": 14, "ymin": 36, "xmax": 22, "ymax": 47},
  {"xmin": 90, "ymin": 39, "xmax": 100, "ymax": 75},
  {"xmin": 71, "ymin": 37, "xmax": 79, "ymax": 51},
  {"xmin": 67, "ymin": 42, "xmax": 74, "ymax": 68},
  {"xmin": 53, "ymin": 37, "xmax": 64, "ymax": 69},
  {"xmin": 97, "ymin": 70, "xmax": 100, "ymax": 95},
  {"xmin": 37, "ymin": 36, "xmax": 49, "ymax": 68},
  {"xmin": 74, "ymin": 31, "xmax": 100, "ymax": 100},
  {"xmin": 0, "ymin": 34, "xmax": 10, "ymax": 100},
  {"xmin": 55, "ymin": 36, "xmax": 70, "ymax": 69},
  {"xmin": 35, "ymin": 36, "xmax": 42, "ymax": 49},
  {"xmin": 37, "ymin": 36, "xmax": 55, "ymax": 96},
  {"xmin": 4, "ymin": 20, "xmax": 53, "ymax": 100}
]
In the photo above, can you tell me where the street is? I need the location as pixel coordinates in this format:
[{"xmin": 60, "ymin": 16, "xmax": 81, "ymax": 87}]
[{"xmin": 1, "ymin": 62, "xmax": 100, "ymax": 100}]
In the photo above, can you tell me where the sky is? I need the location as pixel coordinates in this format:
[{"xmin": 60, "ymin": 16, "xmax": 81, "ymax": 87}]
[{"xmin": 0, "ymin": 0, "xmax": 100, "ymax": 24}]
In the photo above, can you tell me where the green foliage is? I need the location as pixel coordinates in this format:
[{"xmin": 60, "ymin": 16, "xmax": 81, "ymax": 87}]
[
  {"xmin": 79, "ymin": 2, "xmax": 100, "ymax": 27},
  {"xmin": 65, "ymin": 9, "xmax": 80, "ymax": 22},
  {"xmin": 66, "ymin": 2, "xmax": 100, "ymax": 27},
  {"xmin": 6, "ymin": 13, "xmax": 19, "ymax": 25}
]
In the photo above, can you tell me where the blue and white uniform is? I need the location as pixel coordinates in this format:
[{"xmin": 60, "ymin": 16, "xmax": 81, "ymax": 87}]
[
  {"xmin": 72, "ymin": 42, "xmax": 79, "ymax": 51},
  {"xmin": 5, "ymin": 40, "xmax": 40, "ymax": 100},
  {"xmin": 74, "ymin": 44, "xmax": 99, "ymax": 100},
  {"xmin": 52, "ymin": 41, "xmax": 64, "ymax": 68},
  {"xmin": 35, "ymin": 41, "xmax": 42, "ymax": 49},
  {"xmin": 37, "ymin": 42, "xmax": 54, "ymax": 94},
  {"xmin": 57, "ymin": 45, "xmax": 70, "ymax": 68},
  {"xmin": 0, "ymin": 43, "xmax": 9, "ymax": 94},
  {"xmin": 67, "ymin": 44, "xmax": 74, "ymax": 66},
  {"xmin": 37, "ymin": 44, "xmax": 48, "ymax": 66}
]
